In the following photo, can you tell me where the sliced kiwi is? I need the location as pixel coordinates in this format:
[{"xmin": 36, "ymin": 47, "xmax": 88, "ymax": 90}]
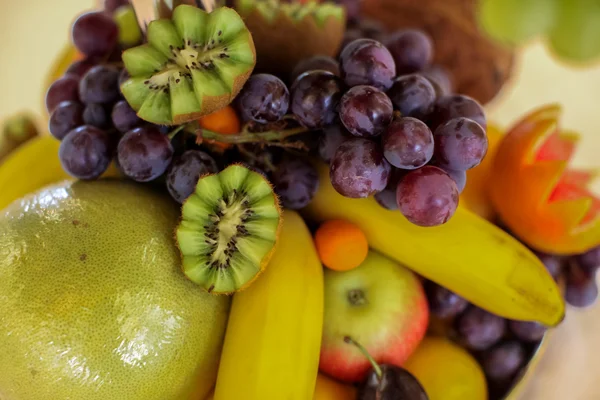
[
  {"xmin": 236, "ymin": 0, "xmax": 344, "ymax": 26},
  {"xmin": 121, "ymin": 5, "xmax": 256, "ymax": 126},
  {"xmin": 176, "ymin": 164, "xmax": 282, "ymax": 294},
  {"xmin": 114, "ymin": 5, "xmax": 143, "ymax": 48}
]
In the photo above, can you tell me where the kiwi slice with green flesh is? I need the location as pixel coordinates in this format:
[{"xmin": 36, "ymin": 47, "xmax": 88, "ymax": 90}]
[
  {"xmin": 177, "ymin": 164, "xmax": 282, "ymax": 294},
  {"xmin": 114, "ymin": 5, "xmax": 143, "ymax": 48},
  {"xmin": 121, "ymin": 5, "xmax": 256, "ymax": 126},
  {"xmin": 237, "ymin": 0, "xmax": 343, "ymax": 26}
]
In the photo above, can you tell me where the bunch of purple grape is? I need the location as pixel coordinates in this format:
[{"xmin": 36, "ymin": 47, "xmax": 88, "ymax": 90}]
[
  {"xmin": 425, "ymin": 244, "xmax": 600, "ymax": 399},
  {"xmin": 286, "ymin": 29, "xmax": 488, "ymax": 227}
]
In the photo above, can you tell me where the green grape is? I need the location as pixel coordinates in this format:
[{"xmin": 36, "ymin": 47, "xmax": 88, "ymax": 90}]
[
  {"xmin": 478, "ymin": 0, "xmax": 557, "ymax": 46},
  {"xmin": 549, "ymin": 0, "xmax": 600, "ymax": 63}
]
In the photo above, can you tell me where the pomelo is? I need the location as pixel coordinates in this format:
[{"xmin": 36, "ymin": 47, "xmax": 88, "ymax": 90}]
[{"xmin": 0, "ymin": 180, "xmax": 230, "ymax": 400}]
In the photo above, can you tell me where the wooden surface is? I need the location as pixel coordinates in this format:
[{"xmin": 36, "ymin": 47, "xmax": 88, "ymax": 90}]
[{"xmin": 1, "ymin": 1, "xmax": 599, "ymax": 399}]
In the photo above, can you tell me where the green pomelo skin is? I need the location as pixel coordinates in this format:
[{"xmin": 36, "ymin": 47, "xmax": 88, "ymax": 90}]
[{"xmin": 0, "ymin": 180, "xmax": 230, "ymax": 400}]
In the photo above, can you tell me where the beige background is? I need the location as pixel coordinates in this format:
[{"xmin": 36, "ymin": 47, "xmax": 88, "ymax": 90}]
[{"xmin": 1, "ymin": 1, "xmax": 599, "ymax": 399}]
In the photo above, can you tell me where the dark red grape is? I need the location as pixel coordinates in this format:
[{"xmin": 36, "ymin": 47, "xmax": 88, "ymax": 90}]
[
  {"xmin": 435, "ymin": 165, "xmax": 467, "ymax": 193},
  {"xmin": 482, "ymin": 341, "xmax": 526, "ymax": 383},
  {"xmin": 330, "ymin": 138, "xmax": 391, "ymax": 198},
  {"xmin": 339, "ymin": 39, "xmax": 396, "ymax": 91},
  {"xmin": 59, "ymin": 126, "xmax": 112, "ymax": 180},
  {"xmin": 421, "ymin": 65, "xmax": 453, "ymax": 96},
  {"xmin": 104, "ymin": 0, "xmax": 129, "ymax": 12},
  {"xmin": 319, "ymin": 123, "xmax": 350, "ymax": 163},
  {"xmin": 79, "ymin": 65, "xmax": 121, "ymax": 104},
  {"xmin": 72, "ymin": 12, "xmax": 119, "ymax": 57},
  {"xmin": 65, "ymin": 58, "xmax": 97, "ymax": 78},
  {"xmin": 565, "ymin": 261, "xmax": 598, "ymax": 308},
  {"xmin": 339, "ymin": 85, "xmax": 393, "ymax": 137},
  {"xmin": 382, "ymin": 117, "xmax": 433, "ymax": 169},
  {"xmin": 271, "ymin": 157, "xmax": 319, "ymax": 209},
  {"xmin": 291, "ymin": 56, "xmax": 340, "ymax": 82},
  {"xmin": 112, "ymin": 100, "xmax": 141, "ymax": 133},
  {"xmin": 534, "ymin": 252, "xmax": 564, "ymax": 280},
  {"xmin": 166, "ymin": 150, "xmax": 218, "ymax": 204},
  {"xmin": 291, "ymin": 71, "xmax": 343, "ymax": 129},
  {"xmin": 237, "ymin": 74, "xmax": 289, "ymax": 124},
  {"xmin": 396, "ymin": 166, "xmax": 459, "ymax": 227},
  {"xmin": 576, "ymin": 246, "xmax": 600, "ymax": 273},
  {"xmin": 48, "ymin": 101, "xmax": 84, "ymax": 140},
  {"xmin": 424, "ymin": 281, "xmax": 469, "ymax": 319},
  {"xmin": 46, "ymin": 75, "xmax": 80, "ymax": 113},
  {"xmin": 358, "ymin": 19, "xmax": 387, "ymax": 41},
  {"xmin": 374, "ymin": 189, "xmax": 398, "ymax": 210},
  {"xmin": 434, "ymin": 117, "xmax": 488, "ymax": 171},
  {"xmin": 427, "ymin": 94, "xmax": 487, "ymax": 132},
  {"xmin": 384, "ymin": 30, "xmax": 433, "ymax": 75},
  {"xmin": 83, "ymin": 103, "xmax": 111, "ymax": 129},
  {"xmin": 387, "ymin": 74, "xmax": 436, "ymax": 117},
  {"xmin": 509, "ymin": 320, "xmax": 547, "ymax": 342},
  {"xmin": 117, "ymin": 126, "xmax": 174, "ymax": 182},
  {"xmin": 335, "ymin": 0, "xmax": 361, "ymax": 22},
  {"xmin": 456, "ymin": 307, "xmax": 506, "ymax": 351}
]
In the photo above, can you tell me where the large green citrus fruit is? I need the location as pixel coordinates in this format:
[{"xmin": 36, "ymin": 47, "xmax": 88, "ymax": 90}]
[{"xmin": 0, "ymin": 180, "xmax": 230, "ymax": 400}]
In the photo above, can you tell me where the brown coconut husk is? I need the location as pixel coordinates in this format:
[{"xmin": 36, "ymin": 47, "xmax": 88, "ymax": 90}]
[
  {"xmin": 242, "ymin": 8, "xmax": 346, "ymax": 77},
  {"xmin": 362, "ymin": 0, "xmax": 514, "ymax": 105}
]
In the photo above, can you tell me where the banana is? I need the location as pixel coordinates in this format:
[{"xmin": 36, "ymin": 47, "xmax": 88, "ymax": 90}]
[
  {"xmin": 214, "ymin": 210, "xmax": 324, "ymax": 400},
  {"xmin": 303, "ymin": 163, "xmax": 565, "ymax": 327}
]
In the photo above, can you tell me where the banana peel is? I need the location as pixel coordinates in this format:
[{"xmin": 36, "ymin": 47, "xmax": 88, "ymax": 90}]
[
  {"xmin": 490, "ymin": 104, "xmax": 600, "ymax": 255},
  {"xmin": 303, "ymin": 163, "xmax": 565, "ymax": 327}
]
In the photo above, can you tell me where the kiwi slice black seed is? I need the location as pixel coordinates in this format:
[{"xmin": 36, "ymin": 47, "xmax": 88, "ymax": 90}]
[
  {"xmin": 177, "ymin": 164, "xmax": 282, "ymax": 294},
  {"xmin": 121, "ymin": 5, "xmax": 256, "ymax": 126}
]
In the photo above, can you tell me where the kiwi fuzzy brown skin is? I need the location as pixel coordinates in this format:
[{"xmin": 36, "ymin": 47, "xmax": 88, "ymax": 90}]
[
  {"xmin": 362, "ymin": 0, "xmax": 514, "ymax": 105},
  {"xmin": 176, "ymin": 163, "xmax": 283, "ymax": 295},
  {"xmin": 238, "ymin": 3, "xmax": 346, "ymax": 77}
]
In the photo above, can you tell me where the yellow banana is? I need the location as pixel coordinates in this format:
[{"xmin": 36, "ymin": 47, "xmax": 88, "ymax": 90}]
[
  {"xmin": 214, "ymin": 210, "xmax": 324, "ymax": 400},
  {"xmin": 303, "ymin": 163, "xmax": 565, "ymax": 327}
]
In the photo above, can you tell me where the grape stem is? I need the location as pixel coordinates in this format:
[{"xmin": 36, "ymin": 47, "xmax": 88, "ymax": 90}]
[
  {"xmin": 188, "ymin": 124, "xmax": 309, "ymax": 146},
  {"xmin": 343, "ymin": 336, "xmax": 383, "ymax": 381}
]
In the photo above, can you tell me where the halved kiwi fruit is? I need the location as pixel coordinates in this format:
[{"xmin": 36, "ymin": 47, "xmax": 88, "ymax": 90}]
[
  {"xmin": 233, "ymin": 0, "xmax": 345, "ymax": 76},
  {"xmin": 120, "ymin": 5, "xmax": 256, "ymax": 125},
  {"xmin": 176, "ymin": 164, "xmax": 282, "ymax": 294}
]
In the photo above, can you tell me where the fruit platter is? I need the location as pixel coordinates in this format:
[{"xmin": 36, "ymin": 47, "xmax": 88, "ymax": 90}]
[{"xmin": 1, "ymin": 0, "xmax": 599, "ymax": 399}]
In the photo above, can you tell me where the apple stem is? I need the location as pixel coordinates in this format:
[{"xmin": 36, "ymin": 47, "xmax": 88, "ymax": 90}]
[{"xmin": 343, "ymin": 336, "xmax": 383, "ymax": 380}]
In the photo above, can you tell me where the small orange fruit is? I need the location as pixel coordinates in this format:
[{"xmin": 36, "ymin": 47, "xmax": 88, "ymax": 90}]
[
  {"xmin": 314, "ymin": 220, "xmax": 369, "ymax": 271},
  {"xmin": 198, "ymin": 106, "xmax": 241, "ymax": 150}
]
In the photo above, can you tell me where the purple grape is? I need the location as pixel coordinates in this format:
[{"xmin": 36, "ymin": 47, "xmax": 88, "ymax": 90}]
[
  {"xmin": 456, "ymin": 307, "xmax": 507, "ymax": 351},
  {"xmin": 65, "ymin": 59, "xmax": 97, "ymax": 78},
  {"xmin": 576, "ymin": 246, "xmax": 600, "ymax": 273},
  {"xmin": 117, "ymin": 127, "xmax": 174, "ymax": 182},
  {"xmin": 319, "ymin": 123, "xmax": 350, "ymax": 163},
  {"xmin": 424, "ymin": 281, "xmax": 469, "ymax": 319},
  {"xmin": 339, "ymin": 86, "xmax": 393, "ymax": 137},
  {"xmin": 112, "ymin": 100, "xmax": 141, "ymax": 133},
  {"xmin": 166, "ymin": 150, "xmax": 218, "ymax": 204},
  {"xmin": 358, "ymin": 19, "xmax": 387, "ymax": 41},
  {"xmin": 396, "ymin": 166, "xmax": 459, "ymax": 227},
  {"xmin": 534, "ymin": 252, "xmax": 564, "ymax": 280},
  {"xmin": 237, "ymin": 74, "xmax": 289, "ymax": 124},
  {"xmin": 434, "ymin": 117, "xmax": 488, "ymax": 171},
  {"xmin": 271, "ymin": 158, "xmax": 319, "ymax": 209},
  {"xmin": 291, "ymin": 71, "xmax": 343, "ymax": 129},
  {"xmin": 291, "ymin": 56, "xmax": 340, "ymax": 82},
  {"xmin": 387, "ymin": 74, "xmax": 436, "ymax": 117},
  {"xmin": 104, "ymin": 0, "xmax": 130, "ymax": 12},
  {"xmin": 482, "ymin": 341, "xmax": 526, "ymax": 383},
  {"xmin": 48, "ymin": 101, "xmax": 84, "ymax": 140},
  {"xmin": 382, "ymin": 117, "xmax": 434, "ymax": 169},
  {"xmin": 421, "ymin": 65, "xmax": 453, "ymax": 96},
  {"xmin": 565, "ymin": 261, "xmax": 598, "ymax": 308},
  {"xmin": 335, "ymin": 0, "xmax": 361, "ymax": 21},
  {"xmin": 79, "ymin": 65, "xmax": 121, "ymax": 105},
  {"xmin": 384, "ymin": 30, "xmax": 433, "ymax": 75},
  {"xmin": 119, "ymin": 68, "xmax": 130, "ymax": 88},
  {"xmin": 340, "ymin": 29, "xmax": 364, "ymax": 52},
  {"xmin": 374, "ymin": 189, "xmax": 398, "ymax": 210},
  {"xmin": 83, "ymin": 103, "xmax": 111, "ymax": 129},
  {"xmin": 46, "ymin": 75, "xmax": 80, "ymax": 113},
  {"xmin": 432, "ymin": 164, "xmax": 467, "ymax": 193},
  {"xmin": 330, "ymin": 138, "xmax": 391, "ymax": 198},
  {"xmin": 59, "ymin": 126, "xmax": 112, "ymax": 180},
  {"xmin": 72, "ymin": 12, "xmax": 119, "ymax": 57},
  {"xmin": 339, "ymin": 39, "xmax": 396, "ymax": 91},
  {"xmin": 427, "ymin": 94, "xmax": 487, "ymax": 132},
  {"xmin": 509, "ymin": 320, "xmax": 547, "ymax": 342}
]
